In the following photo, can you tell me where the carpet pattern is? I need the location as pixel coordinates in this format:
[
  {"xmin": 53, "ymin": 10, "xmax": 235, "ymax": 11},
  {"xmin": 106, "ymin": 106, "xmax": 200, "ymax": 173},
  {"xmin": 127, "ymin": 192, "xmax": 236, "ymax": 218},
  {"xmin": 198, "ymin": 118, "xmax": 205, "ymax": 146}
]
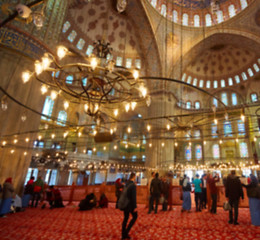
[{"xmin": 0, "ymin": 204, "xmax": 259, "ymax": 240}]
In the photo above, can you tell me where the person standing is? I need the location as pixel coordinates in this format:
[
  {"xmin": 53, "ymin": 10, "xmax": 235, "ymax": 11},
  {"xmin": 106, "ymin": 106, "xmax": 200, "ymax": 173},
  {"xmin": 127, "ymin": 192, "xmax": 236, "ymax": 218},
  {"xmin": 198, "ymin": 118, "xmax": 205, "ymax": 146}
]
[
  {"xmin": 208, "ymin": 173, "xmax": 220, "ymax": 214},
  {"xmin": 225, "ymin": 170, "xmax": 244, "ymax": 225},
  {"xmin": 161, "ymin": 176, "xmax": 169, "ymax": 211},
  {"xmin": 31, "ymin": 176, "xmax": 44, "ymax": 208},
  {"xmin": 181, "ymin": 175, "xmax": 191, "ymax": 212},
  {"xmin": 22, "ymin": 176, "xmax": 35, "ymax": 208},
  {"xmin": 122, "ymin": 172, "xmax": 138, "ymax": 240},
  {"xmin": 193, "ymin": 174, "xmax": 202, "ymax": 212},
  {"xmin": 149, "ymin": 173, "xmax": 161, "ymax": 214},
  {"xmin": 0, "ymin": 178, "xmax": 14, "ymax": 217},
  {"xmin": 115, "ymin": 178, "xmax": 124, "ymax": 209},
  {"xmin": 201, "ymin": 174, "xmax": 207, "ymax": 209},
  {"xmin": 147, "ymin": 172, "xmax": 155, "ymax": 210}
]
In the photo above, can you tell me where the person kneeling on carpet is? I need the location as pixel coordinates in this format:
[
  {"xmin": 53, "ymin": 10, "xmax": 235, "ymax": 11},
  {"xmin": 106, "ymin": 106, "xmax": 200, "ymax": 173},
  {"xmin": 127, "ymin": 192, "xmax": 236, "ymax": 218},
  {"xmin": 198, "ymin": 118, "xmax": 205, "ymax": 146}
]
[
  {"xmin": 46, "ymin": 186, "xmax": 64, "ymax": 209},
  {"xmin": 99, "ymin": 193, "xmax": 108, "ymax": 208},
  {"xmin": 79, "ymin": 193, "xmax": 97, "ymax": 211}
]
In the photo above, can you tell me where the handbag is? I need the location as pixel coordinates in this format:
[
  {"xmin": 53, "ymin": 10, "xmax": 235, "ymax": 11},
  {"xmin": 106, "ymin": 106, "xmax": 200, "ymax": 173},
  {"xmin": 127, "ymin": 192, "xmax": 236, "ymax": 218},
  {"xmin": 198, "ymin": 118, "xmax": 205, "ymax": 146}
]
[{"xmin": 223, "ymin": 201, "xmax": 231, "ymax": 211}]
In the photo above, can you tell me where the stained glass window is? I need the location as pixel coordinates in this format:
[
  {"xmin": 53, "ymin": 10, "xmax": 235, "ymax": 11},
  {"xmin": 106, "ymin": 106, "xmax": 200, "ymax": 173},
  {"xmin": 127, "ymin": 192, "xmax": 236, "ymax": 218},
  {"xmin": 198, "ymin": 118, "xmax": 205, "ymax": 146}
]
[
  {"xmin": 62, "ymin": 21, "xmax": 71, "ymax": 33},
  {"xmin": 242, "ymin": 72, "xmax": 247, "ymax": 80},
  {"xmin": 195, "ymin": 145, "xmax": 202, "ymax": 160},
  {"xmin": 193, "ymin": 78, "xmax": 198, "ymax": 86},
  {"xmin": 224, "ymin": 121, "xmax": 232, "ymax": 137},
  {"xmin": 41, "ymin": 96, "xmax": 54, "ymax": 120},
  {"xmin": 240, "ymin": 0, "xmax": 248, "ymax": 9},
  {"xmin": 135, "ymin": 59, "xmax": 141, "ymax": 69},
  {"xmin": 199, "ymin": 80, "xmax": 204, "ymax": 87},
  {"xmin": 232, "ymin": 93, "xmax": 237, "ymax": 105},
  {"xmin": 212, "ymin": 144, "xmax": 220, "ymax": 159},
  {"xmin": 205, "ymin": 14, "xmax": 212, "ymax": 26},
  {"xmin": 57, "ymin": 111, "xmax": 67, "ymax": 126},
  {"xmin": 182, "ymin": 13, "xmax": 189, "ymax": 26},
  {"xmin": 66, "ymin": 75, "xmax": 73, "ymax": 84},
  {"xmin": 194, "ymin": 130, "xmax": 201, "ymax": 138},
  {"xmin": 214, "ymin": 80, "xmax": 218, "ymax": 88},
  {"xmin": 185, "ymin": 145, "xmax": 192, "ymax": 161},
  {"xmin": 248, "ymin": 68, "xmax": 254, "ymax": 77},
  {"xmin": 228, "ymin": 78, "xmax": 233, "ymax": 86},
  {"xmin": 239, "ymin": 142, "xmax": 248, "ymax": 158},
  {"xmin": 116, "ymin": 57, "xmax": 123, "ymax": 66},
  {"xmin": 82, "ymin": 77, "xmax": 87, "ymax": 87},
  {"xmin": 237, "ymin": 120, "xmax": 245, "ymax": 135},
  {"xmin": 194, "ymin": 15, "xmax": 200, "ymax": 27},
  {"xmin": 161, "ymin": 4, "xmax": 167, "ymax": 17},
  {"xmin": 251, "ymin": 93, "xmax": 258, "ymax": 102},
  {"xmin": 212, "ymin": 123, "xmax": 218, "ymax": 138},
  {"xmin": 126, "ymin": 58, "xmax": 132, "ymax": 68},
  {"xmin": 68, "ymin": 30, "xmax": 77, "ymax": 42},
  {"xmin": 195, "ymin": 101, "xmax": 200, "ymax": 109},
  {"xmin": 216, "ymin": 10, "xmax": 224, "ymax": 23},
  {"xmin": 221, "ymin": 79, "xmax": 226, "ymax": 87},
  {"xmin": 151, "ymin": 0, "xmax": 157, "ymax": 8},
  {"xmin": 173, "ymin": 10, "xmax": 178, "ymax": 23},
  {"xmin": 186, "ymin": 101, "xmax": 191, "ymax": 109},
  {"xmin": 187, "ymin": 76, "xmax": 192, "ymax": 84},
  {"xmin": 221, "ymin": 93, "xmax": 228, "ymax": 105},
  {"xmin": 182, "ymin": 73, "xmax": 187, "ymax": 81},
  {"xmin": 235, "ymin": 75, "xmax": 240, "ymax": 83},
  {"xmin": 86, "ymin": 45, "xmax": 94, "ymax": 56},
  {"xmin": 228, "ymin": 5, "xmax": 236, "ymax": 18},
  {"xmin": 253, "ymin": 64, "xmax": 259, "ymax": 72},
  {"xmin": 206, "ymin": 80, "xmax": 210, "ymax": 88},
  {"xmin": 76, "ymin": 38, "xmax": 85, "ymax": 50},
  {"xmin": 213, "ymin": 98, "xmax": 218, "ymax": 107}
]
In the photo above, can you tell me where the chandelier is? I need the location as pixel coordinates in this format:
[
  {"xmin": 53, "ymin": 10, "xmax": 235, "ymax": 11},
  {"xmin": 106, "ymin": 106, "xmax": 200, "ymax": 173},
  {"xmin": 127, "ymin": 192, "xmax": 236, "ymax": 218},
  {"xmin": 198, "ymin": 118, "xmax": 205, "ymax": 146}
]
[{"xmin": 22, "ymin": 39, "xmax": 150, "ymax": 121}]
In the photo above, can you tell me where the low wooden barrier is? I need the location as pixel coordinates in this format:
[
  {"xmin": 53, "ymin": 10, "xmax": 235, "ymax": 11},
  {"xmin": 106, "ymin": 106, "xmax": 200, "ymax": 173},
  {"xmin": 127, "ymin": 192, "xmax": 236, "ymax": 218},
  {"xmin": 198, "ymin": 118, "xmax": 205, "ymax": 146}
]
[{"xmin": 56, "ymin": 184, "xmax": 249, "ymax": 208}]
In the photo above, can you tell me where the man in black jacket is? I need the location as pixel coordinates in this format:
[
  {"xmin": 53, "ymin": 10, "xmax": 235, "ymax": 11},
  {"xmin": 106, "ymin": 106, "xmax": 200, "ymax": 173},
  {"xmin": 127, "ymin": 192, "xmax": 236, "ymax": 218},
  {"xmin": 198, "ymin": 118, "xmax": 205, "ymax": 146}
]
[
  {"xmin": 122, "ymin": 172, "xmax": 137, "ymax": 240},
  {"xmin": 149, "ymin": 172, "xmax": 161, "ymax": 214},
  {"xmin": 225, "ymin": 170, "xmax": 244, "ymax": 225}
]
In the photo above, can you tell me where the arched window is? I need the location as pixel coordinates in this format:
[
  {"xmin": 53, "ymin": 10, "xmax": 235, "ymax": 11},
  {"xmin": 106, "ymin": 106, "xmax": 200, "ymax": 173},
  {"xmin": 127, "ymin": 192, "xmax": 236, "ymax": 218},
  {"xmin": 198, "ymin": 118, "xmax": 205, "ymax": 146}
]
[
  {"xmin": 186, "ymin": 101, "xmax": 191, "ymax": 109},
  {"xmin": 235, "ymin": 75, "xmax": 240, "ymax": 83},
  {"xmin": 62, "ymin": 21, "xmax": 71, "ymax": 33},
  {"xmin": 173, "ymin": 10, "xmax": 178, "ymax": 23},
  {"xmin": 76, "ymin": 38, "xmax": 85, "ymax": 50},
  {"xmin": 182, "ymin": 73, "xmax": 187, "ymax": 81},
  {"xmin": 66, "ymin": 75, "xmax": 73, "ymax": 84},
  {"xmin": 132, "ymin": 155, "xmax": 136, "ymax": 162},
  {"xmin": 228, "ymin": 5, "xmax": 236, "ymax": 18},
  {"xmin": 116, "ymin": 56, "xmax": 123, "ymax": 66},
  {"xmin": 41, "ymin": 96, "xmax": 54, "ymax": 120},
  {"xmin": 251, "ymin": 93, "xmax": 258, "ymax": 102},
  {"xmin": 182, "ymin": 13, "xmax": 189, "ymax": 26},
  {"xmin": 205, "ymin": 14, "xmax": 212, "ymax": 26},
  {"xmin": 161, "ymin": 4, "xmax": 167, "ymax": 17},
  {"xmin": 195, "ymin": 101, "xmax": 200, "ymax": 109},
  {"xmin": 86, "ymin": 45, "xmax": 94, "ymax": 56},
  {"xmin": 228, "ymin": 78, "xmax": 233, "ymax": 86},
  {"xmin": 126, "ymin": 58, "xmax": 132, "ymax": 68},
  {"xmin": 193, "ymin": 78, "xmax": 198, "ymax": 86},
  {"xmin": 239, "ymin": 142, "xmax": 248, "ymax": 158},
  {"xmin": 221, "ymin": 92, "xmax": 228, "ymax": 105},
  {"xmin": 213, "ymin": 80, "xmax": 218, "ymax": 88},
  {"xmin": 216, "ymin": 10, "xmax": 224, "ymax": 23},
  {"xmin": 135, "ymin": 59, "xmax": 141, "ymax": 69},
  {"xmin": 237, "ymin": 120, "xmax": 245, "ymax": 135},
  {"xmin": 213, "ymin": 98, "xmax": 218, "ymax": 107},
  {"xmin": 187, "ymin": 76, "xmax": 192, "ymax": 84},
  {"xmin": 253, "ymin": 63, "xmax": 259, "ymax": 72},
  {"xmin": 248, "ymin": 68, "xmax": 254, "ymax": 77},
  {"xmin": 185, "ymin": 145, "xmax": 192, "ymax": 161},
  {"xmin": 142, "ymin": 155, "xmax": 146, "ymax": 161},
  {"xmin": 57, "ymin": 111, "xmax": 67, "ymax": 126},
  {"xmin": 212, "ymin": 144, "xmax": 220, "ymax": 159},
  {"xmin": 194, "ymin": 15, "xmax": 200, "ymax": 27},
  {"xmin": 199, "ymin": 80, "xmax": 204, "ymax": 87},
  {"xmin": 151, "ymin": 0, "xmax": 157, "ymax": 8},
  {"xmin": 194, "ymin": 130, "xmax": 201, "ymax": 138},
  {"xmin": 142, "ymin": 135, "xmax": 146, "ymax": 144},
  {"xmin": 206, "ymin": 80, "xmax": 211, "ymax": 88},
  {"xmin": 241, "ymin": 72, "xmax": 248, "ymax": 81},
  {"xmin": 195, "ymin": 145, "xmax": 202, "ymax": 160},
  {"xmin": 240, "ymin": 0, "xmax": 248, "ymax": 9},
  {"xmin": 212, "ymin": 123, "xmax": 218, "ymax": 138},
  {"xmin": 82, "ymin": 77, "xmax": 87, "ymax": 87},
  {"xmin": 221, "ymin": 79, "xmax": 226, "ymax": 87},
  {"xmin": 68, "ymin": 30, "xmax": 77, "ymax": 42},
  {"xmin": 224, "ymin": 121, "xmax": 232, "ymax": 137},
  {"xmin": 232, "ymin": 93, "xmax": 238, "ymax": 105}
]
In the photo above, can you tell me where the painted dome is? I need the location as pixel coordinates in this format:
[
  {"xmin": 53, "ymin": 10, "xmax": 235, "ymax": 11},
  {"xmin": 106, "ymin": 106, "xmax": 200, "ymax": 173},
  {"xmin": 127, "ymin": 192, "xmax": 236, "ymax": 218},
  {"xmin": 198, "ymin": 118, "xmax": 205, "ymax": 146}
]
[{"xmin": 148, "ymin": 0, "xmax": 253, "ymax": 27}]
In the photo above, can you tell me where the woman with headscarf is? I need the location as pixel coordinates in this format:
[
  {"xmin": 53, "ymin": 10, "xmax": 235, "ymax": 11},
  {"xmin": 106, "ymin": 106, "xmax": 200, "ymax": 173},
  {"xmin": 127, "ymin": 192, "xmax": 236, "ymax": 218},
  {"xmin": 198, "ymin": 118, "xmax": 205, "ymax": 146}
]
[
  {"xmin": 0, "ymin": 178, "xmax": 14, "ymax": 217},
  {"xmin": 115, "ymin": 178, "xmax": 123, "ymax": 209},
  {"xmin": 181, "ymin": 175, "xmax": 191, "ymax": 212},
  {"xmin": 243, "ymin": 174, "xmax": 260, "ymax": 226}
]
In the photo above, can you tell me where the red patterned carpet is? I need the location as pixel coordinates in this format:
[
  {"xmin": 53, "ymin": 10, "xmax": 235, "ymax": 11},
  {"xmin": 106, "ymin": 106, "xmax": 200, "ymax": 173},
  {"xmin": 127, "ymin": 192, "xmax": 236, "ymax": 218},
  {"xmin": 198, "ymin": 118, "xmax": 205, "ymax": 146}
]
[{"xmin": 0, "ymin": 204, "xmax": 259, "ymax": 240}]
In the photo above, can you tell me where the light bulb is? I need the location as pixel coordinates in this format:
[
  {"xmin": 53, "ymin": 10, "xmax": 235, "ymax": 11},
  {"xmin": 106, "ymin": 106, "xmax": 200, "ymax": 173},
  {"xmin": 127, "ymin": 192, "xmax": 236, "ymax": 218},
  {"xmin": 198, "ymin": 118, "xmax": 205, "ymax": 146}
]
[
  {"xmin": 93, "ymin": 130, "xmax": 97, "ymax": 136},
  {"xmin": 203, "ymin": 141, "xmax": 206, "ymax": 145},
  {"xmin": 90, "ymin": 57, "xmax": 98, "ymax": 70},
  {"xmin": 63, "ymin": 132, "xmax": 68, "ymax": 138},
  {"xmin": 35, "ymin": 60, "xmax": 43, "ymax": 75},
  {"xmin": 84, "ymin": 104, "xmax": 89, "ymax": 112},
  {"xmin": 94, "ymin": 104, "xmax": 99, "ymax": 113},
  {"xmin": 131, "ymin": 102, "xmax": 137, "ymax": 111},
  {"xmin": 40, "ymin": 85, "xmax": 48, "ymax": 94},
  {"xmin": 24, "ymin": 151, "xmax": 27, "ymax": 156},
  {"xmin": 127, "ymin": 127, "xmax": 131, "ymax": 133},
  {"xmin": 78, "ymin": 132, "xmax": 82, "ymax": 137},
  {"xmin": 114, "ymin": 109, "xmax": 118, "ymax": 117},
  {"xmin": 175, "ymin": 142, "xmax": 178, "ymax": 147},
  {"xmin": 33, "ymin": 12, "xmax": 44, "ymax": 28},
  {"xmin": 236, "ymin": 138, "xmax": 238, "ymax": 142},
  {"xmin": 133, "ymin": 70, "xmax": 139, "ymax": 80},
  {"xmin": 167, "ymin": 124, "xmax": 170, "ymax": 130},
  {"xmin": 241, "ymin": 114, "xmax": 245, "ymax": 122},
  {"xmin": 1, "ymin": 100, "xmax": 8, "ymax": 111},
  {"xmin": 224, "ymin": 112, "xmax": 229, "ymax": 120},
  {"xmin": 147, "ymin": 125, "xmax": 151, "ymax": 131},
  {"xmin": 64, "ymin": 101, "xmax": 69, "ymax": 110},
  {"xmin": 41, "ymin": 53, "xmax": 51, "ymax": 70},
  {"xmin": 103, "ymin": 146, "xmax": 106, "ymax": 150},
  {"xmin": 139, "ymin": 85, "xmax": 147, "ymax": 98},
  {"xmin": 22, "ymin": 71, "xmax": 31, "ymax": 83},
  {"xmin": 25, "ymin": 138, "xmax": 29, "ymax": 142},
  {"xmin": 114, "ymin": 145, "xmax": 117, "ymax": 150},
  {"xmin": 51, "ymin": 134, "xmax": 55, "ymax": 139},
  {"xmin": 38, "ymin": 135, "xmax": 42, "ymax": 140},
  {"xmin": 10, "ymin": 149, "xmax": 15, "ymax": 154},
  {"xmin": 21, "ymin": 113, "xmax": 27, "ymax": 122},
  {"xmin": 214, "ymin": 118, "xmax": 218, "ymax": 124},
  {"xmin": 50, "ymin": 91, "xmax": 57, "ymax": 100},
  {"xmin": 137, "ymin": 143, "xmax": 140, "ymax": 147},
  {"xmin": 57, "ymin": 46, "xmax": 68, "ymax": 59},
  {"xmin": 149, "ymin": 143, "xmax": 152, "ymax": 147},
  {"xmin": 14, "ymin": 139, "xmax": 18, "ymax": 144},
  {"xmin": 2, "ymin": 141, "xmax": 7, "ymax": 146},
  {"xmin": 93, "ymin": 147, "xmax": 96, "ymax": 152},
  {"xmin": 162, "ymin": 142, "xmax": 165, "ymax": 147},
  {"xmin": 254, "ymin": 137, "xmax": 257, "ymax": 142},
  {"xmin": 110, "ymin": 129, "xmax": 114, "ymax": 135},
  {"xmin": 125, "ymin": 103, "xmax": 130, "ymax": 112},
  {"xmin": 219, "ymin": 140, "xmax": 223, "ymax": 144},
  {"xmin": 146, "ymin": 96, "xmax": 151, "ymax": 107}
]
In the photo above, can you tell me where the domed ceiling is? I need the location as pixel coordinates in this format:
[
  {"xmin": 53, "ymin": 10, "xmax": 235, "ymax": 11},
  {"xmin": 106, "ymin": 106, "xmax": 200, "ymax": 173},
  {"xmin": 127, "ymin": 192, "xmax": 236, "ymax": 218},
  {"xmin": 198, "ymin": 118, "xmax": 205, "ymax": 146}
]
[{"xmin": 173, "ymin": 0, "xmax": 228, "ymax": 9}]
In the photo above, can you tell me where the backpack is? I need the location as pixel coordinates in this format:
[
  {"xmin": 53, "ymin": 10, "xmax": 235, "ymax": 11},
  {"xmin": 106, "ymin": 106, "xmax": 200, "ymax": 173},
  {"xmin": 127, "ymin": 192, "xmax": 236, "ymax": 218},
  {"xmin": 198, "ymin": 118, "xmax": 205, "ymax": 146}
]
[{"xmin": 118, "ymin": 183, "xmax": 133, "ymax": 211}]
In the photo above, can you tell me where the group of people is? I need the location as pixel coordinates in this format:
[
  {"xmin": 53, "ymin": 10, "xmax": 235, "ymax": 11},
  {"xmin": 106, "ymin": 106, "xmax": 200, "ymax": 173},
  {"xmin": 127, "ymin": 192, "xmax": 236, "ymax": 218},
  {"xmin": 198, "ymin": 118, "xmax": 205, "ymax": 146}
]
[
  {"xmin": 78, "ymin": 192, "xmax": 109, "ymax": 211},
  {"xmin": 180, "ymin": 170, "xmax": 260, "ymax": 226}
]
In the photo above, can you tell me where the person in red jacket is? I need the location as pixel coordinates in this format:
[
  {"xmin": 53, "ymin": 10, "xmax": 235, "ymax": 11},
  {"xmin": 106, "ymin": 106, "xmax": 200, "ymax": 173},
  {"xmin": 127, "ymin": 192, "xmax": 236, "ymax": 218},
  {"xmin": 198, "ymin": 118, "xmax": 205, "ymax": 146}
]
[{"xmin": 207, "ymin": 173, "xmax": 220, "ymax": 214}]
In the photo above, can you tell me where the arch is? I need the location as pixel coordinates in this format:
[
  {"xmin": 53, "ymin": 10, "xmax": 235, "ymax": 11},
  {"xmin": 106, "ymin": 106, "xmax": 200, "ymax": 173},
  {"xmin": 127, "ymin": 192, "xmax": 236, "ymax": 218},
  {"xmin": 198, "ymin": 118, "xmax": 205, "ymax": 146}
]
[
  {"xmin": 194, "ymin": 15, "xmax": 200, "ymax": 27},
  {"xmin": 216, "ymin": 10, "xmax": 224, "ymax": 23},
  {"xmin": 173, "ymin": 10, "xmax": 178, "ymax": 23},
  {"xmin": 195, "ymin": 145, "xmax": 202, "ymax": 160},
  {"xmin": 205, "ymin": 14, "xmax": 212, "ymax": 26},
  {"xmin": 185, "ymin": 145, "xmax": 192, "ymax": 161},
  {"xmin": 195, "ymin": 101, "xmax": 200, "ymax": 109},
  {"xmin": 186, "ymin": 101, "xmax": 191, "ymax": 109},
  {"xmin": 161, "ymin": 4, "xmax": 167, "ymax": 17},
  {"xmin": 182, "ymin": 13, "xmax": 189, "ymax": 26},
  {"xmin": 228, "ymin": 5, "xmax": 236, "ymax": 18},
  {"xmin": 220, "ymin": 79, "xmax": 226, "ymax": 87}
]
